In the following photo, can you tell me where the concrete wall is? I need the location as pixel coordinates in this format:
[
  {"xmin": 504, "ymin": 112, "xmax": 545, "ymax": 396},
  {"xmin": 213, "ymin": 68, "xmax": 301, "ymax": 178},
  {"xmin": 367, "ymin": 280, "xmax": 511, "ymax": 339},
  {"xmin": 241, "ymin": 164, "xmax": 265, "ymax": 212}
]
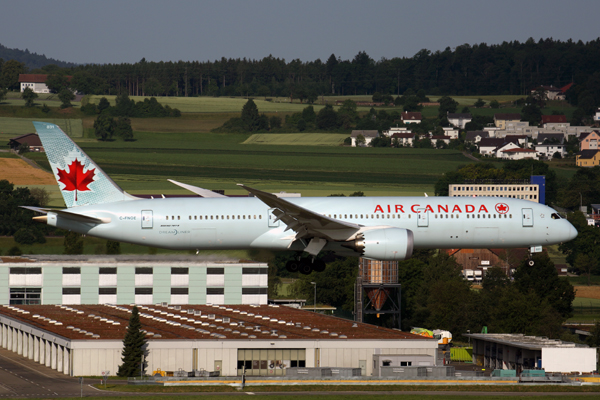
[{"xmin": 542, "ymin": 347, "xmax": 597, "ymax": 374}]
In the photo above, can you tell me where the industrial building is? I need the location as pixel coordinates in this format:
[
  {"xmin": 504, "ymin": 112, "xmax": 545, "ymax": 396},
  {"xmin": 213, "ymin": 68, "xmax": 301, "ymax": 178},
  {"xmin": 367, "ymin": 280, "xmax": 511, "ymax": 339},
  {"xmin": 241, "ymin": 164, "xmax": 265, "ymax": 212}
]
[
  {"xmin": 449, "ymin": 176, "xmax": 546, "ymax": 204},
  {"xmin": 466, "ymin": 333, "xmax": 597, "ymax": 374},
  {"xmin": 0, "ymin": 303, "xmax": 438, "ymax": 377},
  {"xmin": 1, "ymin": 256, "xmax": 267, "ymax": 306}
]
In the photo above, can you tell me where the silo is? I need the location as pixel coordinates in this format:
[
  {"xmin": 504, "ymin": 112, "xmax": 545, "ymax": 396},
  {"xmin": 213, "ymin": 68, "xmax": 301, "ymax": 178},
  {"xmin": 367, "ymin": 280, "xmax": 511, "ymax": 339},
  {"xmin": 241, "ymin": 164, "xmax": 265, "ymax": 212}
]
[{"xmin": 355, "ymin": 258, "xmax": 402, "ymax": 328}]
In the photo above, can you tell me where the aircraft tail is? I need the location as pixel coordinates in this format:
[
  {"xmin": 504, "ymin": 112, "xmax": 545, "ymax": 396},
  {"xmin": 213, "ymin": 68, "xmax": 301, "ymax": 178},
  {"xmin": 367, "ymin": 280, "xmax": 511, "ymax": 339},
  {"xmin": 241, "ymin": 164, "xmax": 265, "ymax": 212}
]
[{"xmin": 33, "ymin": 121, "xmax": 138, "ymax": 208}]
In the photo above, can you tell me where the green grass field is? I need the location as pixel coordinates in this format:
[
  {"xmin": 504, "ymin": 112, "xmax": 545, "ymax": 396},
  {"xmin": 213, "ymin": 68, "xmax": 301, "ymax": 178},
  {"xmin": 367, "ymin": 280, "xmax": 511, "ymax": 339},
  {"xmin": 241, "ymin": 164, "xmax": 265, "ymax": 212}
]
[
  {"xmin": 86, "ymin": 95, "xmax": 326, "ymax": 114},
  {"xmin": 0, "ymin": 117, "xmax": 84, "ymax": 138},
  {"xmin": 243, "ymin": 133, "xmax": 348, "ymax": 146}
]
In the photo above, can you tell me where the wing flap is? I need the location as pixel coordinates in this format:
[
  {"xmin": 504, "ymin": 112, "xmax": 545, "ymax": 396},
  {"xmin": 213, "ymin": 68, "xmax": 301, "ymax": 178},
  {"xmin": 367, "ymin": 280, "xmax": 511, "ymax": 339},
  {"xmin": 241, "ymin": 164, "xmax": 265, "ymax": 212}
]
[
  {"xmin": 238, "ymin": 184, "xmax": 360, "ymax": 241},
  {"xmin": 168, "ymin": 179, "xmax": 227, "ymax": 198}
]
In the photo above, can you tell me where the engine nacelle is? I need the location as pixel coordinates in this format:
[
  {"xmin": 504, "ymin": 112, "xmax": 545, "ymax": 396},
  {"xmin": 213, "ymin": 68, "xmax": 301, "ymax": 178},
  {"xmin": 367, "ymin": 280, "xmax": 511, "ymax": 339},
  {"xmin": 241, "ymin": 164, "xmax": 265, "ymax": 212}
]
[{"xmin": 347, "ymin": 228, "xmax": 414, "ymax": 261}]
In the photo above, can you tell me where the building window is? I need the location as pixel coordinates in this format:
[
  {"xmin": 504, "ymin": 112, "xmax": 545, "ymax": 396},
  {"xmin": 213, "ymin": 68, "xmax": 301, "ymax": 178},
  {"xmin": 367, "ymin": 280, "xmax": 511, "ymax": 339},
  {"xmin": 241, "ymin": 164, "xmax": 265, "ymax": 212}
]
[
  {"xmin": 9, "ymin": 288, "xmax": 41, "ymax": 305},
  {"xmin": 63, "ymin": 267, "xmax": 81, "ymax": 274},
  {"xmin": 9, "ymin": 267, "xmax": 42, "ymax": 275},
  {"xmin": 207, "ymin": 267, "xmax": 225, "ymax": 274},
  {"xmin": 171, "ymin": 267, "xmax": 189, "ymax": 275},
  {"xmin": 135, "ymin": 288, "xmax": 153, "ymax": 295},
  {"xmin": 99, "ymin": 267, "xmax": 117, "ymax": 274},
  {"xmin": 207, "ymin": 288, "xmax": 224, "ymax": 295},
  {"xmin": 135, "ymin": 267, "xmax": 153, "ymax": 274},
  {"xmin": 171, "ymin": 287, "xmax": 189, "ymax": 295},
  {"xmin": 237, "ymin": 349, "xmax": 306, "ymax": 376},
  {"xmin": 242, "ymin": 288, "xmax": 268, "ymax": 295},
  {"xmin": 62, "ymin": 287, "xmax": 81, "ymax": 295},
  {"xmin": 99, "ymin": 287, "xmax": 117, "ymax": 295},
  {"xmin": 242, "ymin": 267, "xmax": 268, "ymax": 275}
]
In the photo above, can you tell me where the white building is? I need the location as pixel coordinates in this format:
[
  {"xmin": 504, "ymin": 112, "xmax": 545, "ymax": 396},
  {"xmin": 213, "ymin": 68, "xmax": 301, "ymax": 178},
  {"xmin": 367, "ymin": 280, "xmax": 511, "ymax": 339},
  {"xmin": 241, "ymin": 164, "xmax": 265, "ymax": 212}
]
[
  {"xmin": 351, "ymin": 130, "xmax": 379, "ymax": 147},
  {"xmin": 447, "ymin": 113, "xmax": 472, "ymax": 129},
  {"xmin": 0, "ymin": 303, "xmax": 438, "ymax": 377}
]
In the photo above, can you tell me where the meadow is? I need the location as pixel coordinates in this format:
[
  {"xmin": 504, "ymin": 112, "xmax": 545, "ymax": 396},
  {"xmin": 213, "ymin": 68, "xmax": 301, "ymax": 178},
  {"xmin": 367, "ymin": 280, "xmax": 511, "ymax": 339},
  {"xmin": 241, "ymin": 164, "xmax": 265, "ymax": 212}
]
[
  {"xmin": 242, "ymin": 133, "xmax": 348, "ymax": 146},
  {"xmin": 0, "ymin": 117, "xmax": 84, "ymax": 137}
]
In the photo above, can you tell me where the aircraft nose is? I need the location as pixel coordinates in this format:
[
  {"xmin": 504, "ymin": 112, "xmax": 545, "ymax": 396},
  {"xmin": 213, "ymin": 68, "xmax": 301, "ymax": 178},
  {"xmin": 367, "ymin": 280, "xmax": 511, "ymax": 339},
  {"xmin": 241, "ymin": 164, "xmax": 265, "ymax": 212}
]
[{"xmin": 566, "ymin": 222, "xmax": 578, "ymax": 242}]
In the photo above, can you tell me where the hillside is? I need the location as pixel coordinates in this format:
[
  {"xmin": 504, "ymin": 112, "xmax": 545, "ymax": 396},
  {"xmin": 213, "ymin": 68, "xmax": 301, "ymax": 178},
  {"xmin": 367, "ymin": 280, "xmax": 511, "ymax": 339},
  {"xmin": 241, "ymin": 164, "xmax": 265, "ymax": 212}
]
[{"xmin": 0, "ymin": 43, "xmax": 77, "ymax": 69}]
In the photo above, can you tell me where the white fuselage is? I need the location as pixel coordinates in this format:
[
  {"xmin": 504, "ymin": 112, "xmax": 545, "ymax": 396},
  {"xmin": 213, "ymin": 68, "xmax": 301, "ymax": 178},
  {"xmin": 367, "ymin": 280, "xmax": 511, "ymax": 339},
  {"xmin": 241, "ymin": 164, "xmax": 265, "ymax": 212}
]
[{"xmin": 47, "ymin": 196, "xmax": 577, "ymax": 254}]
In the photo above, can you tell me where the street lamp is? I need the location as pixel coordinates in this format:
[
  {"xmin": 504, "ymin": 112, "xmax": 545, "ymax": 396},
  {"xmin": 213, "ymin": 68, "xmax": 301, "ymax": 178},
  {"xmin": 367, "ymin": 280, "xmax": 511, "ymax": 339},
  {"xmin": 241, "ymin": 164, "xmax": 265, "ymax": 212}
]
[{"xmin": 310, "ymin": 282, "xmax": 316, "ymax": 313}]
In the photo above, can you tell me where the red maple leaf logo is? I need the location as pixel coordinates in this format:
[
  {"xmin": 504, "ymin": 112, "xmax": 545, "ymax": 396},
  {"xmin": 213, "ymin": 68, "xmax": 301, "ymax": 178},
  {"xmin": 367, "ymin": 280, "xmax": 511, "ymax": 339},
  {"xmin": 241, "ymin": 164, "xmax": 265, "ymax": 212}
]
[
  {"xmin": 495, "ymin": 203, "xmax": 509, "ymax": 214},
  {"xmin": 56, "ymin": 159, "xmax": 96, "ymax": 201}
]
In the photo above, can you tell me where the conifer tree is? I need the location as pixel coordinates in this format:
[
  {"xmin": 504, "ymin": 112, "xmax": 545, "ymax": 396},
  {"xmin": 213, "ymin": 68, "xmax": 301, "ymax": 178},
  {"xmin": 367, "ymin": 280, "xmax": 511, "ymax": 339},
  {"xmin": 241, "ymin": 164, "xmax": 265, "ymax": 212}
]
[{"xmin": 117, "ymin": 306, "xmax": 147, "ymax": 377}]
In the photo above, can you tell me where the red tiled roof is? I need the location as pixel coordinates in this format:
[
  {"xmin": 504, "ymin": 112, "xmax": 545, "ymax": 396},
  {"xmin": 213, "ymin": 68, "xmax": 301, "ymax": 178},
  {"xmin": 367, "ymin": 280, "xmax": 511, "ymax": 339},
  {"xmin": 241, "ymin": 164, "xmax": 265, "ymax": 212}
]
[
  {"xmin": 401, "ymin": 112, "xmax": 422, "ymax": 121},
  {"xmin": 541, "ymin": 115, "xmax": 567, "ymax": 124},
  {"xmin": 560, "ymin": 83, "xmax": 573, "ymax": 93},
  {"xmin": 18, "ymin": 74, "xmax": 72, "ymax": 83},
  {"xmin": 391, "ymin": 133, "xmax": 415, "ymax": 138}
]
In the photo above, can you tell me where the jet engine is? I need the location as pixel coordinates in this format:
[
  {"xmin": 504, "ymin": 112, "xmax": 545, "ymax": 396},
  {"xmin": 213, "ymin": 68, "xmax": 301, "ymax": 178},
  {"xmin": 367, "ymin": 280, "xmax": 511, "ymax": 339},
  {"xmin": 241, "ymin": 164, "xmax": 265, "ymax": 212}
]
[{"xmin": 345, "ymin": 228, "xmax": 414, "ymax": 261}]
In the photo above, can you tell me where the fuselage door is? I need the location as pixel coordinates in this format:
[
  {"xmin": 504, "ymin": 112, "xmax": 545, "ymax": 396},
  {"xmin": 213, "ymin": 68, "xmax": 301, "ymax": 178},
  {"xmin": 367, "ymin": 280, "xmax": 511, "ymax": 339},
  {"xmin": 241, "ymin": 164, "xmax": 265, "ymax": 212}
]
[
  {"xmin": 141, "ymin": 210, "xmax": 153, "ymax": 229},
  {"xmin": 522, "ymin": 208, "xmax": 533, "ymax": 227},
  {"xmin": 417, "ymin": 208, "xmax": 429, "ymax": 227},
  {"xmin": 268, "ymin": 208, "xmax": 280, "ymax": 227}
]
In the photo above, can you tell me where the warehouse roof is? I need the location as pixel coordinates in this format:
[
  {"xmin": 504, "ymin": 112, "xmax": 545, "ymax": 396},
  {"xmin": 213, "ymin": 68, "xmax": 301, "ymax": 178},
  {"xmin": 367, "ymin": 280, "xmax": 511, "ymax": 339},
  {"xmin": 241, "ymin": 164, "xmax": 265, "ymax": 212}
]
[
  {"xmin": 465, "ymin": 333, "xmax": 589, "ymax": 351},
  {"xmin": 0, "ymin": 304, "xmax": 427, "ymax": 341}
]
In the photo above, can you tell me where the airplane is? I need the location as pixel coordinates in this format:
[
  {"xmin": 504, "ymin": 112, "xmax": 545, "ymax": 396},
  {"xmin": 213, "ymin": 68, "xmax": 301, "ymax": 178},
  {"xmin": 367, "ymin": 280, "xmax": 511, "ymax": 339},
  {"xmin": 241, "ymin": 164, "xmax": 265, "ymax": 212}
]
[{"xmin": 23, "ymin": 122, "xmax": 577, "ymax": 274}]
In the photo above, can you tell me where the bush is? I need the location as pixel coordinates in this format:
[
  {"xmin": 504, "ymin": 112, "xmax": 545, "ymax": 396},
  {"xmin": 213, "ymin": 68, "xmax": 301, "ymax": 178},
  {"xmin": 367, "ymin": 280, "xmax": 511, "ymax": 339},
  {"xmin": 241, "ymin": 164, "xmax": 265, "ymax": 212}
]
[{"xmin": 7, "ymin": 246, "xmax": 22, "ymax": 256}]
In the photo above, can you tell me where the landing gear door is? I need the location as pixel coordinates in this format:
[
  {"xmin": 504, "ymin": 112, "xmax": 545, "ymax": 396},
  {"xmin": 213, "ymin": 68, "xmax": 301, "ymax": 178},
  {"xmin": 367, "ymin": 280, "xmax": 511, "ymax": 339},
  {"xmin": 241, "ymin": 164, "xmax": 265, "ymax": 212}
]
[
  {"xmin": 522, "ymin": 208, "xmax": 533, "ymax": 227},
  {"xmin": 268, "ymin": 208, "xmax": 280, "ymax": 227},
  {"xmin": 141, "ymin": 210, "xmax": 153, "ymax": 229}
]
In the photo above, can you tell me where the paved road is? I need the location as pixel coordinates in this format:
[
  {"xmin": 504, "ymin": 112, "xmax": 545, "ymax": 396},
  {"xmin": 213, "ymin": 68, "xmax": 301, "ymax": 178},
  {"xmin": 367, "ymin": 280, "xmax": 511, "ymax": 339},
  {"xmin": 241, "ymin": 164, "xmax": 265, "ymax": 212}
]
[{"xmin": 0, "ymin": 347, "xmax": 98, "ymax": 398}]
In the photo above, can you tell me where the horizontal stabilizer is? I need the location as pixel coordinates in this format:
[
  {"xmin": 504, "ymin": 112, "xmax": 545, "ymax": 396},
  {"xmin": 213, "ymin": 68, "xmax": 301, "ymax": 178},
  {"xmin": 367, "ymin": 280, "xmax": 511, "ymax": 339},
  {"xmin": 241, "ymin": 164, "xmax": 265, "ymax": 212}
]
[
  {"xmin": 20, "ymin": 206, "xmax": 111, "ymax": 224},
  {"xmin": 168, "ymin": 180, "xmax": 227, "ymax": 198}
]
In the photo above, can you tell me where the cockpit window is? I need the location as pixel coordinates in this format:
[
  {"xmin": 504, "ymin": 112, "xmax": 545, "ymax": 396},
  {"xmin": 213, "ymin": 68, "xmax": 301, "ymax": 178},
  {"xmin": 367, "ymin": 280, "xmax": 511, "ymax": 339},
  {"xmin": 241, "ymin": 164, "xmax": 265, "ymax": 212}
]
[{"xmin": 551, "ymin": 213, "xmax": 561, "ymax": 220}]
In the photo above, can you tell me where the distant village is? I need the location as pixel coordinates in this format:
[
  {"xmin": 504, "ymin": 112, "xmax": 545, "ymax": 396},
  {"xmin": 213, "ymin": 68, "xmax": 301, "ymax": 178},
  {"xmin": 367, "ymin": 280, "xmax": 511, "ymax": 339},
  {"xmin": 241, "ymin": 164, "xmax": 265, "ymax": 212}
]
[{"xmin": 350, "ymin": 88, "xmax": 600, "ymax": 168}]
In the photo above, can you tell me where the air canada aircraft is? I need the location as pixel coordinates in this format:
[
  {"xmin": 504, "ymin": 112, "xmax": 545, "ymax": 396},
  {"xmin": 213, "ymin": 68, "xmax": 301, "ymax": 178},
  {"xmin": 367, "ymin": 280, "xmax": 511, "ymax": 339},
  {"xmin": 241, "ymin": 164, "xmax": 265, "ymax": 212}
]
[{"xmin": 24, "ymin": 122, "xmax": 577, "ymax": 274}]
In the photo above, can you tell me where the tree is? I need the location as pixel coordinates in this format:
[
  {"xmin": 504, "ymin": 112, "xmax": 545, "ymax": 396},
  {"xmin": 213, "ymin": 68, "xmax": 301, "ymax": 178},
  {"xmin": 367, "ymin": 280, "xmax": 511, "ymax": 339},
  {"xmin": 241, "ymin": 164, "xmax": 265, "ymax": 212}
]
[
  {"xmin": 94, "ymin": 115, "xmax": 115, "ymax": 140},
  {"xmin": 302, "ymin": 105, "xmax": 317, "ymax": 124},
  {"xmin": 403, "ymin": 96, "xmax": 422, "ymax": 112},
  {"xmin": 117, "ymin": 306, "xmax": 147, "ymax": 377},
  {"xmin": 0, "ymin": 87, "xmax": 7, "ymax": 102},
  {"xmin": 269, "ymin": 116, "xmax": 282, "ymax": 130},
  {"xmin": 106, "ymin": 240, "xmax": 121, "ymax": 255},
  {"xmin": 114, "ymin": 117, "xmax": 133, "ymax": 140},
  {"xmin": 438, "ymin": 96, "xmax": 458, "ymax": 119},
  {"xmin": 21, "ymin": 87, "xmax": 37, "ymax": 107},
  {"xmin": 45, "ymin": 73, "xmax": 70, "ymax": 93},
  {"xmin": 0, "ymin": 60, "xmax": 25, "ymax": 90},
  {"xmin": 489, "ymin": 99, "xmax": 500, "ymax": 109},
  {"xmin": 63, "ymin": 231, "xmax": 83, "ymax": 255},
  {"xmin": 241, "ymin": 99, "xmax": 260, "ymax": 131},
  {"xmin": 58, "ymin": 88, "xmax": 75, "ymax": 109},
  {"xmin": 97, "ymin": 97, "xmax": 110, "ymax": 113},
  {"xmin": 114, "ymin": 92, "xmax": 135, "ymax": 117},
  {"xmin": 573, "ymin": 254, "xmax": 598, "ymax": 286},
  {"xmin": 337, "ymin": 100, "xmax": 359, "ymax": 129},
  {"xmin": 316, "ymin": 104, "xmax": 339, "ymax": 130},
  {"xmin": 474, "ymin": 98, "xmax": 486, "ymax": 108},
  {"xmin": 29, "ymin": 187, "xmax": 50, "ymax": 207}
]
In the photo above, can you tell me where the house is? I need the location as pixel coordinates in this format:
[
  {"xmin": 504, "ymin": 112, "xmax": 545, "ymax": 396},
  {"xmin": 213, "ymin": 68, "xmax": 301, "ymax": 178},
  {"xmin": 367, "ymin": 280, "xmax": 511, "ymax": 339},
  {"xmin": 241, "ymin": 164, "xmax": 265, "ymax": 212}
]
[
  {"xmin": 400, "ymin": 111, "xmax": 422, "ymax": 124},
  {"xmin": 579, "ymin": 131, "xmax": 600, "ymax": 151},
  {"xmin": 430, "ymin": 135, "xmax": 452, "ymax": 147},
  {"xmin": 494, "ymin": 113, "xmax": 521, "ymax": 129},
  {"xmin": 350, "ymin": 130, "xmax": 379, "ymax": 147},
  {"xmin": 536, "ymin": 143, "xmax": 566, "ymax": 160},
  {"xmin": 504, "ymin": 135, "xmax": 528, "ymax": 147},
  {"xmin": 537, "ymin": 133, "xmax": 565, "ymax": 144},
  {"xmin": 7, "ymin": 133, "xmax": 44, "ymax": 152},
  {"xmin": 442, "ymin": 127, "xmax": 459, "ymax": 139},
  {"xmin": 465, "ymin": 131, "xmax": 489, "ymax": 143},
  {"xmin": 18, "ymin": 74, "xmax": 72, "ymax": 93},
  {"xmin": 496, "ymin": 141, "xmax": 522, "ymax": 156},
  {"xmin": 576, "ymin": 150, "xmax": 600, "ymax": 167},
  {"xmin": 541, "ymin": 115, "xmax": 569, "ymax": 130},
  {"xmin": 500, "ymin": 147, "xmax": 539, "ymax": 160},
  {"xmin": 447, "ymin": 113, "xmax": 472, "ymax": 129},
  {"xmin": 531, "ymin": 85, "xmax": 564, "ymax": 101},
  {"xmin": 391, "ymin": 132, "xmax": 415, "ymax": 147},
  {"xmin": 382, "ymin": 126, "xmax": 411, "ymax": 138},
  {"xmin": 594, "ymin": 108, "xmax": 600, "ymax": 123},
  {"xmin": 477, "ymin": 138, "xmax": 506, "ymax": 156},
  {"xmin": 446, "ymin": 248, "xmax": 529, "ymax": 280}
]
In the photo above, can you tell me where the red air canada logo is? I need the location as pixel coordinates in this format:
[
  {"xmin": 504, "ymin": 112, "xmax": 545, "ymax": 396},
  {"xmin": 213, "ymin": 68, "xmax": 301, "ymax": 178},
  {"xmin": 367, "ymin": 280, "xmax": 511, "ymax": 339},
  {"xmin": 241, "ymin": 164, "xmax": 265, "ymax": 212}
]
[
  {"xmin": 56, "ymin": 159, "xmax": 96, "ymax": 201},
  {"xmin": 495, "ymin": 203, "xmax": 509, "ymax": 214}
]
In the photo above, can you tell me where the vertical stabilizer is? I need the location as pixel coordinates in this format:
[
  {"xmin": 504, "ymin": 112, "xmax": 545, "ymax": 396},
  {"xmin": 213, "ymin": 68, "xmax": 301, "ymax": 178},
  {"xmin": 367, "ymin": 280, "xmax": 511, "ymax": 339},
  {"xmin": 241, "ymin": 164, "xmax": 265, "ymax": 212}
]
[{"xmin": 33, "ymin": 121, "xmax": 137, "ymax": 208}]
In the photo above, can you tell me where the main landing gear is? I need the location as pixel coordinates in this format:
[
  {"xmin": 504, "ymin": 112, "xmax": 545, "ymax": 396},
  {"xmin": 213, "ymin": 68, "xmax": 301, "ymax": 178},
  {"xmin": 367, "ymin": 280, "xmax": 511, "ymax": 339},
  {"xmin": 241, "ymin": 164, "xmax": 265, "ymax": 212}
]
[{"xmin": 286, "ymin": 256, "xmax": 326, "ymax": 275}]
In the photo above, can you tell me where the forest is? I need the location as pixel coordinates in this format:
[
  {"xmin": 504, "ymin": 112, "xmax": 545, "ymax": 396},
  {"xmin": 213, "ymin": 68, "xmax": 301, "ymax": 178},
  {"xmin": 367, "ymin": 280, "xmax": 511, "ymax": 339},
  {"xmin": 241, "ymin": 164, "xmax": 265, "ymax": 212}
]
[{"xmin": 1, "ymin": 38, "xmax": 600, "ymax": 105}]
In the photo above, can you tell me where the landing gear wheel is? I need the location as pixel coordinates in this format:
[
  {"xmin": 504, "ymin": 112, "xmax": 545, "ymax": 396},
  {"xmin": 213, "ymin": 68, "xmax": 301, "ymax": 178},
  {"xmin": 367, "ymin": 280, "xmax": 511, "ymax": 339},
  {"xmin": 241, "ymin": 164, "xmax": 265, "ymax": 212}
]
[
  {"xmin": 299, "ymin": 260, "xmax": 313, "ymax": 275},
  {"xmin": 286, "ymin": 260, "xmax": 300, "ymax": 273},
  {"xmin": 313, "ymin": 259, "xmax": 326, "ymax": 272},
  {"xmin": 528, "ymin": 259, "xmax": 535, "ymax": 267}
]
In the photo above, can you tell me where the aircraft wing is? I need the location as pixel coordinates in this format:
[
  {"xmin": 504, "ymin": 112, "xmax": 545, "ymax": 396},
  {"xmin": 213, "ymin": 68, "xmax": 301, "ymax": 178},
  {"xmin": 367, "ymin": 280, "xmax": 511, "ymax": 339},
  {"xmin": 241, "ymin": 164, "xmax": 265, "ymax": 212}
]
[
  {"xmin": 20, "ymin": 206, "xmax": 111, "ymax": 224},
  {"xmin": 237, "ymin": 184, "xmax": 361, "ymax": 244},
  {"xmin": 168, "ymin": 180, "xmax": 227, "ymax": 198}
]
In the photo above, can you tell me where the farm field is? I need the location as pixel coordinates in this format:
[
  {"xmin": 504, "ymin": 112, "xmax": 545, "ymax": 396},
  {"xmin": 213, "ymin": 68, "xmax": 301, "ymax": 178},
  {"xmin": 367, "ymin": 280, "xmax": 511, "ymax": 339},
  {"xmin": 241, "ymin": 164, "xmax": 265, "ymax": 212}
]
[
  {"xmin": 242, "ymin": 133, "xmax": 348, "ymax": 146},
  {"xmin": 23, "ymin": 130, "xmax": 471, "ymax": 197},
  {"xmin": 1, "ymin": 92, "xmax": 79, "ymax": 108},
  {"xmin": 0, "ymin": 117, "xmax": 84, "ymax": 138},
  {"xmin": 85, "ymin": 95, "xmax": 326, "ymax": 114}
]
